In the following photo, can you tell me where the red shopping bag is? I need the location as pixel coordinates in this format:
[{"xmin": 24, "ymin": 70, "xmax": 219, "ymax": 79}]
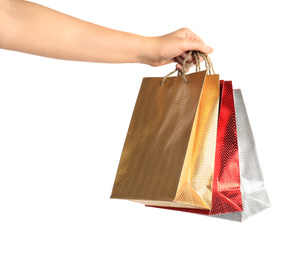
[{"xmin": 147, "ymin": 80, "xmax": 243, "ymax": 215}]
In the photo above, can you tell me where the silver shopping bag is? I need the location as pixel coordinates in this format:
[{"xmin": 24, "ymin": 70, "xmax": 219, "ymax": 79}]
[{"xmin": 214, "ymin": 89, "xmax": 271, "ymax": 222}]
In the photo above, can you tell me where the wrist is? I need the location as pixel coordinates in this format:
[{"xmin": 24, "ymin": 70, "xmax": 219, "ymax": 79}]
[{"xmin": 136, "ymin": 36, "xmax": 158, "ymax": 66}]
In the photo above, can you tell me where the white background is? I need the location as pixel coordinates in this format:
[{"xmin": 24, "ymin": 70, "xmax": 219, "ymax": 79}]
[{"xmin": 0, "ymin": 0, "xmax": 300, "ymax": 259}]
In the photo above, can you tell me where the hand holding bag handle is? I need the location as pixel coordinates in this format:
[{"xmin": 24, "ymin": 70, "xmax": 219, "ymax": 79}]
[{"xmin": 161, "ymin": 51, "xmax": 215, "ymax": 87}]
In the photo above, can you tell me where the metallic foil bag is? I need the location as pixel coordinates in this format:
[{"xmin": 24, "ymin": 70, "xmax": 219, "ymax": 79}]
[
  {"xmin": 146, "ymin": 81, "xmax": 243, "ymax": 215},
  {"xmin": 213, "ymin": 89, "xmax": 271, "ymax": 221},
  {"xmin": 147, "ymin": 87, "xmax": 271, "ymax": 221},
  {"xmin": 111, "ymin": 69, "xmax": 220, "ymax": 209}
]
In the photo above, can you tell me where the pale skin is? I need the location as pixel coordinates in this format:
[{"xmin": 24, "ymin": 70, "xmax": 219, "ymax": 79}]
[{"xmin": 0, "ymin": 0, "xmax": 214, "ymax": 70}]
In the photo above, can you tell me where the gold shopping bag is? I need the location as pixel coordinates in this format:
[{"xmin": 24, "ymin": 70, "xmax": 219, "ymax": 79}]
[{"xmin": 111, "ymin": 52, "xmax": 220, "ymax": 209}]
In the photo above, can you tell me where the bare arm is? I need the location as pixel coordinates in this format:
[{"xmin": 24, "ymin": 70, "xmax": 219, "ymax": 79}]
[{"xmin": 0, "ymin": 0, "xmax": 213, "ymax": 67}]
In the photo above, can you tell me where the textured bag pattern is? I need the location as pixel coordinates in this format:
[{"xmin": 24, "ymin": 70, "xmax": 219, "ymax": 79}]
[
  {"xmin": 174, "ymin": 74, "xmax": 220, "ymax": 209},
  {"xmin": 209, "ymin": 81, "xmax": 242, "ymax": 214},
  {"xmin": 146, "ymin": 81, "xmax": 243, "ymax": 214},
  {"xmin": 111, "ymin": 72, "xmax": 206, "ymax": 203},
  {"xmin": 213, "ymin": 89, "xmax": 271, "ymax": 221},
  {"xmin": 111, "ymin": 70, "xmax": 221, "ymax": 209}
]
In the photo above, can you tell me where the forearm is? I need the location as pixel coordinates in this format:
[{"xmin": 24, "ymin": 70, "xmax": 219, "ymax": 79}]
[{"xmin": 0, "ymin": 0, "xmax": 150, "ymax": 63}]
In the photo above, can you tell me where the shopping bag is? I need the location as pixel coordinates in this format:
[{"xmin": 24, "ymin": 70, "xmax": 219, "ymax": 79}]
[
  {"xmin": 147, "ymin": 86, "xmax": 271, "ymax": 221},
  {"xmin": 146, "ymin": 80, "xmax": 243, "ymax": 215},
  {"xmin": 111, "ymin": 52, "xmax": 220, "ymax": 210},
  {"xmin": 212, "ymin": 89, "xmax": 271, "ymax": 221}
]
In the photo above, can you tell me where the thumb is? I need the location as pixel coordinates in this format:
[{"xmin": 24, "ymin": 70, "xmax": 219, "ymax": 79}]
[{"xmin": 183, "ymin": 39, "xmax": 214, "ymax": 54}]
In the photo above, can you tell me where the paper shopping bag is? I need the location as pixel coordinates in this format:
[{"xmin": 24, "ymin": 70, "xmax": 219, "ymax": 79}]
[
  {"xmin": 111, "ymin": 53, "xmax": 220, "ymax": 209},
  {"xmin": 146, "ymin": 80, "xmax": 243, "ymax": 215},
  {"xmin": 212, "ymin": 89, "xmax": 271, "ymax": 221}
]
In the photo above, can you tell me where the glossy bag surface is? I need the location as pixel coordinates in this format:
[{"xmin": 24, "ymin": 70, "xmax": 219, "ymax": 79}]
[
  {"xmin": 147, "ymin": 87, "xmax": 271, "ymax": 221},
  {"xmin": 146, "ymin": 81, "xmax": 243, "ymax": 215},
  {"xmin": 111, "ymin": 70, "xmax": 220, "ymax": 209},
  {"xmin": 213, "ymin": 89, "xmax": 271, "ymax": 221}
]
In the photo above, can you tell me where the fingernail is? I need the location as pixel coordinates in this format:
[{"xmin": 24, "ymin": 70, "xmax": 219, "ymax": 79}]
[{"xmin": 207, "ymin": 46, "xmax": 214, "ymax": 52}]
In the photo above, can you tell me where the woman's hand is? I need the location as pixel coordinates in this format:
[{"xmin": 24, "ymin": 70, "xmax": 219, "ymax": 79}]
[{"xmin": 141, "ymin": 28, "xmax": 214, "ymax": 70}]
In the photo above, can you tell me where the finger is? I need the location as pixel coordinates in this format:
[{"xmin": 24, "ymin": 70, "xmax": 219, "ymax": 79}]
[
  {"xmin": 175, "ymin": 57, "xmax": 194, "ymax": 72},
  {"xmin": 176, "ymin": 55, "xmax": 194, "ymax": 68},
  {"xmin": 186, "ymin": 62, "xmax": 194, "ymax": 70},
  {"xmin": 176, "ymin": 56, "xmax": 184, "ymax": 64},
  {"xmin": 176, "ymin": 56, "xmax": 194, "ymax": 69},
  {"xmin": 180, "ymin": 52, "xmax": 194, "ymax": 64},
  {"xmin": 176, "ymin": 63, "xmax": 191, "ymax": 72},
  {"xmin": 175, "ymin": 28, "xmax": 214, "ymax": 54},
  {"xmin": 183, "ymin": 38, "xmax": 214, "ymax": 54},
  {"xmin": 176, "ymin": 63, "xmax": 183, "ymax": 71},
  {"xmin": 192, "ymin": 55, "xmax": 204, "ymax": 63}
]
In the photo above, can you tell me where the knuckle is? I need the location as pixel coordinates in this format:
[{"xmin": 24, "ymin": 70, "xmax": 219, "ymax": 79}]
[
  {"xmin": 178, "ymin": 27, "xmax": 191, "ymax": 35},
  {"xmin": 197, "ymin": 39, "xmax": 205, "ymax": 45}
]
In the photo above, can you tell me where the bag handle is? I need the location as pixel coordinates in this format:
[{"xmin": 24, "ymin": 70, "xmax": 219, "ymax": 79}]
[{"xmin": 161, "ymin": 51, "xmax": 215, "ymax": 87}]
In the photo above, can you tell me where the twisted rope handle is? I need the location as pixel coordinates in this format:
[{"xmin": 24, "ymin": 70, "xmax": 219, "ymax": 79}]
[{"xmin": 161, "ymin": 51, "xmax": 215, "ymax": 87}]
